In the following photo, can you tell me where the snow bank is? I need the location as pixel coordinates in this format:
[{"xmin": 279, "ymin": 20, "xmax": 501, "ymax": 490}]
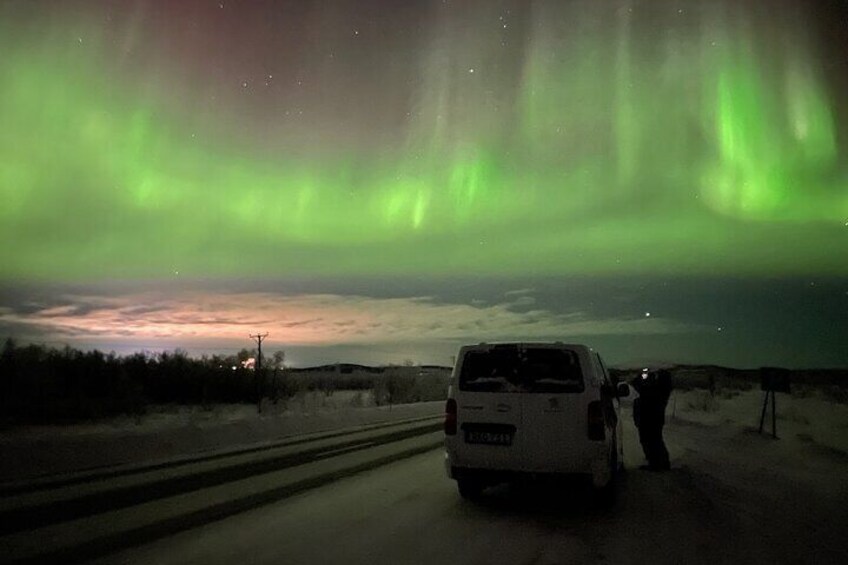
[
  {"xmin": 669, "ymin": 388, "xmax": 848, "ymax": 454},
  {"xmin": 0, "ymin": 393, "xmax": 443, "ymax": 482}
]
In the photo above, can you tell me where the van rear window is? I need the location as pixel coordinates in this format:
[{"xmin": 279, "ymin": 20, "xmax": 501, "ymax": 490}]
[{"xmin": 459, "ymin": 346, "xmax": 584, "ymax": 393}]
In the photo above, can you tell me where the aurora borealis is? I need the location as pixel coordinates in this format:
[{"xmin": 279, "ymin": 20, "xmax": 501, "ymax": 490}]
[{"xmin": 2, "ymin": 0, "xmax": 847, "ymax": 367}]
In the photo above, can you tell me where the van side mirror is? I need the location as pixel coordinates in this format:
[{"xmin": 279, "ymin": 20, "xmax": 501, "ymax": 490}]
[{"xmin": 616, "ymin": 383, "xmax": 630, "ymax": 398}]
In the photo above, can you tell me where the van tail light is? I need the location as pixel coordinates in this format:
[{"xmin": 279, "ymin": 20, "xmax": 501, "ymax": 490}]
[
  {"xmin": 445, "ymin": 398, "xmax": 457, "ymax": 435},
  {"xmin": 587, "ymin": 401, "xmax": 605, "ymax": 441}
]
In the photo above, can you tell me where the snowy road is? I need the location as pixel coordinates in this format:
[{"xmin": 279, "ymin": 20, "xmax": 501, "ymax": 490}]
[{"xmin": 96, "ymin": 411, "xmax": 848, "ymax": 565}]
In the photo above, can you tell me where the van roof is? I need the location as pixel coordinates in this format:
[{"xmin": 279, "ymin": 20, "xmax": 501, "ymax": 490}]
[{"xmin": 468, "ymin": 342, "xmax": 592, "ymax": 351}]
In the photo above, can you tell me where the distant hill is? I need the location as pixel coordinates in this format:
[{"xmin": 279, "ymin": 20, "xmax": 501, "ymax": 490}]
[
  {"xmin": 288, "ymin": 363, "xmax": 452, "ymax": 375},
  {"xmin": 289, "ymin": 362, "xmax": 846, "ymax": 389},
  {"xmin": 610, "ymin": 364, "xmax": 848, "ymax": 390},
  {"xmin": 288, "ymin": 363, "xmax": 384, "ymax": 374}
]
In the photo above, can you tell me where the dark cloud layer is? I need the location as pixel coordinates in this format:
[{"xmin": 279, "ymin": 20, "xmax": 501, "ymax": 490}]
[{"xmin": 2, "ymin": 276, "xmax": 846, "ymax": 368}]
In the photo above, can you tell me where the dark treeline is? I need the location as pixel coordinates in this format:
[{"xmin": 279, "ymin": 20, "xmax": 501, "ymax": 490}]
[{"xmin": 0, "ymin": 339, "xmax": 451, "ymax": 426}]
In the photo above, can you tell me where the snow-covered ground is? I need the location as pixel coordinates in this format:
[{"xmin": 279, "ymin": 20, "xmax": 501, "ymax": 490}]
[
  {"xmin": 0, "ymin": 392, "xmax": 443, "ymax": 482},
  {"xmin": 94, "ymin": 387, "xmax": 848, "ymax": 565},
  {"xmin": 653, "ymin": 389, "xmax": 848, "ymax": 564},
  {"xmin": 4, "ymin": 385, "xmax": 846, "ymax": 485},
  {"xmin": 667, "ymin": 387, "xmax": 848, "ymax": 454}
]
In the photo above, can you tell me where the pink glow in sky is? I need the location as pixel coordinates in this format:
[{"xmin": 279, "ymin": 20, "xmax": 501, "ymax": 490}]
[{"xmin": 0, "ymin": 290, "xmax": 697, "ymax": 353}]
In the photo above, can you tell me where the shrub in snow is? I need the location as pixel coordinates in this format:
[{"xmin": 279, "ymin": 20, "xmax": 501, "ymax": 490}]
[{"xmin": 686, "ymin": 389, "xmax": 720, "ymax": 412}]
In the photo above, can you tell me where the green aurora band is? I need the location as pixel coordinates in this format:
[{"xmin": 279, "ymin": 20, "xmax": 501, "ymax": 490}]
[{"xmin": 1, "ymin": 1, "xmax": 846, "ymax": 280}]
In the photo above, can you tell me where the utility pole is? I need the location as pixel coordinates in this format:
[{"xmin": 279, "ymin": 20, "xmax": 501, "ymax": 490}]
[
  {"xmin": 249, "ymin": 333, "xmax": 268, "ymax": 413},
  {"xmin": 249, "ymin": 332, "xmax": 268, "ymax": 373}
]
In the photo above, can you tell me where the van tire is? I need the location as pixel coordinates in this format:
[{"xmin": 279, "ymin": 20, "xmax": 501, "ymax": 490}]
[{"xmin": 457, "ymin": 478, "xmax": 483, "ymax": 500}]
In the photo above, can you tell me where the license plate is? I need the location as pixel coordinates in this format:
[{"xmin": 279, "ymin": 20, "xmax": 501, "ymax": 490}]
[{"xmin": 465, "ymin": 430, "xmax": 513, "ymax": 446}]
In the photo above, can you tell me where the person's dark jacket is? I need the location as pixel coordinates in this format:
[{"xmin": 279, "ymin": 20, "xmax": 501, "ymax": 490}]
[{"xmin": 631, "ymin": 370, "xmax": 672, "ymax": 429}]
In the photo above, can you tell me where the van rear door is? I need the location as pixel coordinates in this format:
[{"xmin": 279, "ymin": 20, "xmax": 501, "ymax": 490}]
[
  {"xmin": 455, "ymin": 345, "xmax": 523, "ymax": 471},
  {"xmin": 519, "ymin": 346, "xmax": 587, "ymax": 473}
]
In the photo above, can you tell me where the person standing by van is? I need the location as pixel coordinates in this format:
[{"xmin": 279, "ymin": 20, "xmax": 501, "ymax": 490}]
[{"xmin": 631, "ymin": 369, "xmax": 672, "ymax": 471}]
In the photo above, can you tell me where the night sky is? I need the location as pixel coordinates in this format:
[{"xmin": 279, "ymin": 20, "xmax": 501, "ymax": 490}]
[{"xmin": 1, "ymin": 0, "xmax": 847, "ymax": 368}]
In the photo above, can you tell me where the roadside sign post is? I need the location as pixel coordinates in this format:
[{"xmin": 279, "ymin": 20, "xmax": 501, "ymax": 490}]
[{"xmin": 758, "ymin": 367, "xmax": 790, "ymax": 439}]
